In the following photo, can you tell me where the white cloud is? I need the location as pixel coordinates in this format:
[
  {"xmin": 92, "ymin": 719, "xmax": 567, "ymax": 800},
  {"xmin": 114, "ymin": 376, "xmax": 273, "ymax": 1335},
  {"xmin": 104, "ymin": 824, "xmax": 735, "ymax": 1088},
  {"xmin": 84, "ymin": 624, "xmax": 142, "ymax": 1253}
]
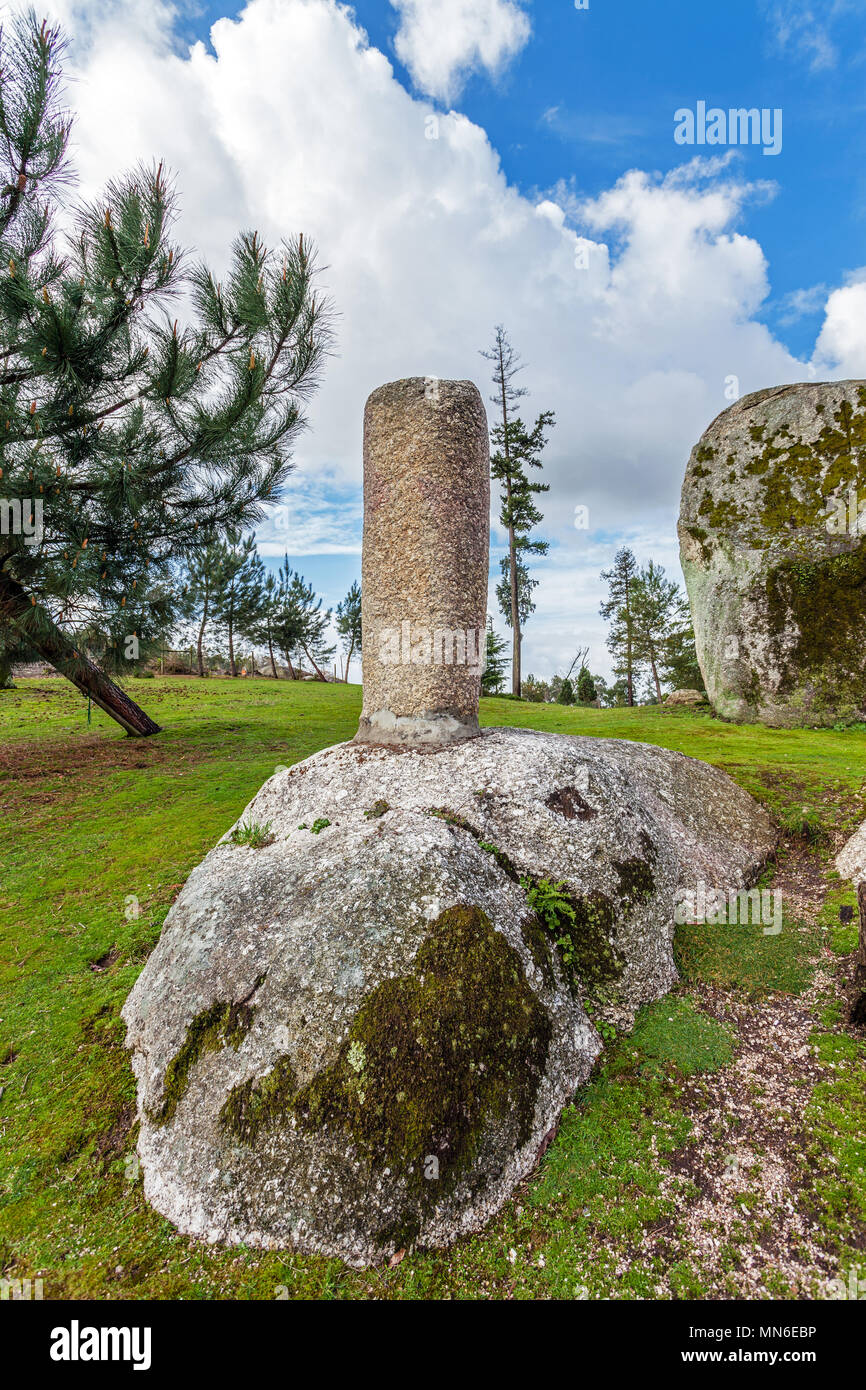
[
  {"xmin": 256, "ymin": 471, "xmax": 362, "ymax": 558},
  {"xmin": 775, "ymin": 283, "xmax": 829, "ymax": 325},
  {"xmin": 29, "ymin": 0, "xmax": 848, "ymax": 680},
  {"xmin": 768, "ymin": 3, "xmax": 838, "ymax": 70},
  {"xmin": 390, "ymin": 0, "xmax": 530, "ymax": 102},
  {"xmin": 762, "ymin": 0, "xmax": 866, "ymax": 73},
  {"xmin": 813, "ymin": 272, "xmax": 866, "ymax": 377}
]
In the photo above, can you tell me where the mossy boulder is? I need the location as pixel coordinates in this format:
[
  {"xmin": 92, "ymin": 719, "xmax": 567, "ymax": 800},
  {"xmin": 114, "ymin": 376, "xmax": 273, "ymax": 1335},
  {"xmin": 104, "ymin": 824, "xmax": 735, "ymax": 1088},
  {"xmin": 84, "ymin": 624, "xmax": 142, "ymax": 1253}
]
[
  {"xmin": 679, "ymin": 380, "xmax": 866, "ymax": 727},
  {"xmin": 122, "ymin": 728, "xmax": 774, "ymax": 1265}
]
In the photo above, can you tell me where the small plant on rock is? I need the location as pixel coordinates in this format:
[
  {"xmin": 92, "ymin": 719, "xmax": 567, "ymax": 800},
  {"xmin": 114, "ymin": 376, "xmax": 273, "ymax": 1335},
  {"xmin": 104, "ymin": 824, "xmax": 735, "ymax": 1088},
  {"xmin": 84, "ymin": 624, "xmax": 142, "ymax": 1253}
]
[
  {"xmin": 522, "ymin": 876, "xmax": 578, "ymax": 966},
  {"xmin": 230, "ymin": 820, "xmax": 274, "ymax": 849}
]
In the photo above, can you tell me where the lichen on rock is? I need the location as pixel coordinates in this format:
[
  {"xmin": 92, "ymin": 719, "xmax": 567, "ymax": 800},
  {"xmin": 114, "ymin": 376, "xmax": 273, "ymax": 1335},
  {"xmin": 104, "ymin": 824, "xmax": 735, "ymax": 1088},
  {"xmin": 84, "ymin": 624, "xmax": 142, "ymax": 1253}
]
[
  {"xmin": 292, "ymin": 905, "xmax": 551, "ymax": 1200},
  {"xmin": 122, "ymin": 727, "xmax": 775, "ymax": 1266},
  {"xmin": 679, "ymin": 380, "xmax": 866, "ymax": 727},
  {"xmin": 150, "ymin": 981, "xmax": 264, "ymax": 1126}
]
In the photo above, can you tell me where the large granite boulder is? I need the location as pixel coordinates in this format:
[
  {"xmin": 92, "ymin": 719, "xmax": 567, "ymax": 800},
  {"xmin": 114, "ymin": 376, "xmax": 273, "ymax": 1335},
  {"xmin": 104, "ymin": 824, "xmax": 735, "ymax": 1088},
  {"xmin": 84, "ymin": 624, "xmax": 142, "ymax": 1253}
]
[
  {"xmin": 679, "ymin": 380, "xmax": 866, "ymax": 727},
  {"xmin": 122, "ymin": 728, "xmax": 775, "ymax": 1266}
]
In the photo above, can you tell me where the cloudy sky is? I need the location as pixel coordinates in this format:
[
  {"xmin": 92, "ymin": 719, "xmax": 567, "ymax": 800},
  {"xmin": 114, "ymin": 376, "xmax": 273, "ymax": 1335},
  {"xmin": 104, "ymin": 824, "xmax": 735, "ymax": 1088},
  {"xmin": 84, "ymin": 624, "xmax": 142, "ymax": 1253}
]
[{"xmin": 29, "ymin": 0, "xmax": 866, "ymax": 680}]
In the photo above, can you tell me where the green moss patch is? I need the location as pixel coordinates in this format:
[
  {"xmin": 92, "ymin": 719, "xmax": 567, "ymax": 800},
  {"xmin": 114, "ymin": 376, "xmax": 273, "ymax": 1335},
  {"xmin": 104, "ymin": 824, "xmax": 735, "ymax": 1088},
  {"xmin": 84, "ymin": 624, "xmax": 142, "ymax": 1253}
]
[
  {"xmin": 426, "ymin": 810, "xmax": 638, "ymax": 997},
  {"xmin": 522, "ymin": 878, "xmax": 623, "ymax": 995},
  {"xmin": 149, "ymin": 978, "xmax": 264, "ymax": 1126},
  {"xmin": 687, "ymin": 392, "xmax": 866, "ymax": 564},
  {"xmin": 763, "ymin": 546, "xmax": 866, "ymax": 707},
  {"xmin": 519, "ymin": 915, "xmax": 556, "ymax": 986},
  {"xmin": 292, "ymin": 905, "xmax": 551, "ymax": 1199},
  {"xmin": 220, "ymin": 1057, "xmax": 297, "ymax": 1144},
  {"xmin": 612, "ymin": 843, "xmax": 656, "ymax": 909}
]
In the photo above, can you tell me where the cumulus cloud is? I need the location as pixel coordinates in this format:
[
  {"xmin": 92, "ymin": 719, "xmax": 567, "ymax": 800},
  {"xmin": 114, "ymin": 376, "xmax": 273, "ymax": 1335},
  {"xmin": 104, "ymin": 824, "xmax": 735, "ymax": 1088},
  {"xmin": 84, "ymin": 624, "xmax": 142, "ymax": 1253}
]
[
  {"xmin": 390, "ymin": 0, "xmax": 531, "ymax": 102},
  {"xmin": 27, "ymin": 0, "xmax": 844, "ymax": 678},
  {"xmin": 813, "ymin": 272, "xmax": 866, "ymax": 377}
]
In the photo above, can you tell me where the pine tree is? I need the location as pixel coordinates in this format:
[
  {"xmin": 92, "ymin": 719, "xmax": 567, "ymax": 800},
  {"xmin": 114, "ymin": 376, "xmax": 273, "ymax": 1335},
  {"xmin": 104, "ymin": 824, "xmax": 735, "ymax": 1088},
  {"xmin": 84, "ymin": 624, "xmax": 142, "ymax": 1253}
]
[
  {"xmin": 210, "ymin": 531, "xmax": 258, "ymax": 678},
  {"xmin": 335, "ymin": 579, "xmax": 361, "ymax": 681},
  {"xmin": 629, "ymin": 559, "xmax": 703, "ymax": 699},
  {"xmin": 481, "ymin": 615, "xmax": 507, "ymax": 695},
  {"xmin": 271, "ymin": 557, "xmax": 305, "ymax": 678},
  {"xmin": 576, "ymin": 667, "xmax": 597, "ymax": 704},
  {"xmin": 244, "ymin": 558, "xmax": 281, "ymax": 679},
  {"xmin": 271, "ymin": 557, "xmax": 334, "ymax": 679},
  {"xmin": 0, "ymin": 15, "xmax": 331, "ymax": 733},
  {"xmin": 481, "ymin": 326, "xmax": 553, "ymax": 698},
  {"xmin": 180, "ymin": 534, "xmax": 224, "ymax": 678},
  {"xmin": 663, "ymin": 621, "xmax": 705, "ymax": 694},
  {"xmin": 630, "ymin": 559, "xmax": 684, "ymax": 703},
  {"xmin": 599, "ymin": 547, "xmax": 639, "ymax": 707},
  {"xmin": 287, "ymin": 569, "xmax": 335, "ymax": 680}
]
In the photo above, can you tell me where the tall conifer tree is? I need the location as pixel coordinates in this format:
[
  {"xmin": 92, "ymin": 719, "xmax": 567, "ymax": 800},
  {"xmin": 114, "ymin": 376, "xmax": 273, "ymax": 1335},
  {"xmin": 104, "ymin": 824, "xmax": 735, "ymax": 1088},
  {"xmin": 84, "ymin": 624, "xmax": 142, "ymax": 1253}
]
[{"xmin": 481, "ymin": 326, "xmax": 553, "ymax": 698}]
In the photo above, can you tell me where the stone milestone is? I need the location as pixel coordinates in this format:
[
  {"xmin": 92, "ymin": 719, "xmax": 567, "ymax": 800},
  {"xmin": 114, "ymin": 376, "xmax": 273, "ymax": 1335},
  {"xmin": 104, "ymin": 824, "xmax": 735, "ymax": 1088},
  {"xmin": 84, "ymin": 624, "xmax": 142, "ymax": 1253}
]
[
  {"xmin": 123, "ymin": 376, "xmax": 777, "ymax": 1267},
  {"xmin": 679, "ymin": 380, "xmax": 866, "ymax": 727},
  {"xmin": 356, "ymin": 376, "xmax": 490, "ymax": 747}
]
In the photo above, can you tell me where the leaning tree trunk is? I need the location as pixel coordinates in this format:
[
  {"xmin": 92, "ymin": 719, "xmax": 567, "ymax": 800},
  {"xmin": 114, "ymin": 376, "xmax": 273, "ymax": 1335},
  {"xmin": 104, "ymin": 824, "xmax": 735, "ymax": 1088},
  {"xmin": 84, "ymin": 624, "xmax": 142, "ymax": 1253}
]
[
  {"xmin": 0, "ymin": 572, "xmax": 161, "ymax": 737},
  {"xmin": 301, "ymin": 641, "xmax": 327, "ymax": 681}
]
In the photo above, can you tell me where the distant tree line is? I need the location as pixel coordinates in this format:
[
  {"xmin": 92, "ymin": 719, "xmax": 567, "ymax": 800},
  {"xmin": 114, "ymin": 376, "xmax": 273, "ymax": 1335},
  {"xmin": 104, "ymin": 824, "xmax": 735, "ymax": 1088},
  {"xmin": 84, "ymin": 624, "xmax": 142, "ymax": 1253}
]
[{"xmin": 178, "ymin": 536, "xmax": 360, "ymax": 681}]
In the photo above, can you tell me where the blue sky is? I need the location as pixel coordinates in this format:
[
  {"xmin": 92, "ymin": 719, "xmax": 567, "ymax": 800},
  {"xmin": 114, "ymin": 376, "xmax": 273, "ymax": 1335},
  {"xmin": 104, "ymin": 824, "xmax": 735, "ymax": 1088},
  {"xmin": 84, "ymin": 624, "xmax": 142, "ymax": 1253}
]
[
  {"xmin": 179, "ymin": 0, "xmax": 866, "ymax": 360},
  {"xmin": 54, "ymin": 0, "xmax": 866, "ymax": 682}
]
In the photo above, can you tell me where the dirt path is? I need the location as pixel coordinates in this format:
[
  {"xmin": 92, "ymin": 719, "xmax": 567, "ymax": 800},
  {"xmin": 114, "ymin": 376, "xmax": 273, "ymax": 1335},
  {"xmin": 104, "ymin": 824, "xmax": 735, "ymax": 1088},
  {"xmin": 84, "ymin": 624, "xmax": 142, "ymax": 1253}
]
[{"xmin": 648, "ymin": 843, "xmax": 863, "ymax": 1299}]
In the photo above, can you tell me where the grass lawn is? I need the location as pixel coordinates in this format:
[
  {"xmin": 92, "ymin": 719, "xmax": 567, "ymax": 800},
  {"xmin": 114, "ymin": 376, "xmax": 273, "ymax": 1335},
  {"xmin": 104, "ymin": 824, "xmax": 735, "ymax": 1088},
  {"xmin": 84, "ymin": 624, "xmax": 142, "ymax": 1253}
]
[{"xmin": 1, "ymin": 676, "xmax": 865, "ymax": 1299}]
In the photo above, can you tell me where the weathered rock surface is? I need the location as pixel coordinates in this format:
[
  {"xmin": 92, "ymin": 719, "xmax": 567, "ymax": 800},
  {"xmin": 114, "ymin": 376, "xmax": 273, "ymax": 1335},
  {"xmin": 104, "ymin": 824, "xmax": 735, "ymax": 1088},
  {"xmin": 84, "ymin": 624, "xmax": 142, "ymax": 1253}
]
[
  {"xmin": 122, "ymin": 728, "xmax": 775, "ymax": 1265},
  {"xmin": 679, "ymin": 381, "xmax": 866, "ymax": 727},
  {"xmin": 664, "ymin": 688, "xmax": 707, "ymax": 707},
  {"xmin": 835, "ymin": 820, "xmax": 866, "ymax": 884}
]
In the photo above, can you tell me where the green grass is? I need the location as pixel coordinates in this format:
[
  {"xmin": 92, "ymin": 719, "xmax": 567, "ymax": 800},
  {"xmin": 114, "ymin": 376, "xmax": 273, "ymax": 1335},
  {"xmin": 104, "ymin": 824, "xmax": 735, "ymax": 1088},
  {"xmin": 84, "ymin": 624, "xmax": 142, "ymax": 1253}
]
[
  {"xmin": 1, "ymin": 676, "xmax": 865, "ymax": 1299},
  {"xmin": 803, "ymin": 1029, "xmax": 866, "ymax": 1260},
  {"xmin": 627, "ymin": 996, "xmax": 735, "ymax": 1076},
  {"xmin": 674, "ymin": 919, "xmax": 822, "ymax": 995}
]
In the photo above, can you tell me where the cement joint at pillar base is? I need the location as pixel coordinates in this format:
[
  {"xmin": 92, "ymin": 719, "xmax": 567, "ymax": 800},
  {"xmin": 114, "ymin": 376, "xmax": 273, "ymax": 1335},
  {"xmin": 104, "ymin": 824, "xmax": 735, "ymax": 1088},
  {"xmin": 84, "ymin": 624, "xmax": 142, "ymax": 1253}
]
[{"xmin": 355, "ymin": 708, "xmax": 481, "ymax": 747}]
